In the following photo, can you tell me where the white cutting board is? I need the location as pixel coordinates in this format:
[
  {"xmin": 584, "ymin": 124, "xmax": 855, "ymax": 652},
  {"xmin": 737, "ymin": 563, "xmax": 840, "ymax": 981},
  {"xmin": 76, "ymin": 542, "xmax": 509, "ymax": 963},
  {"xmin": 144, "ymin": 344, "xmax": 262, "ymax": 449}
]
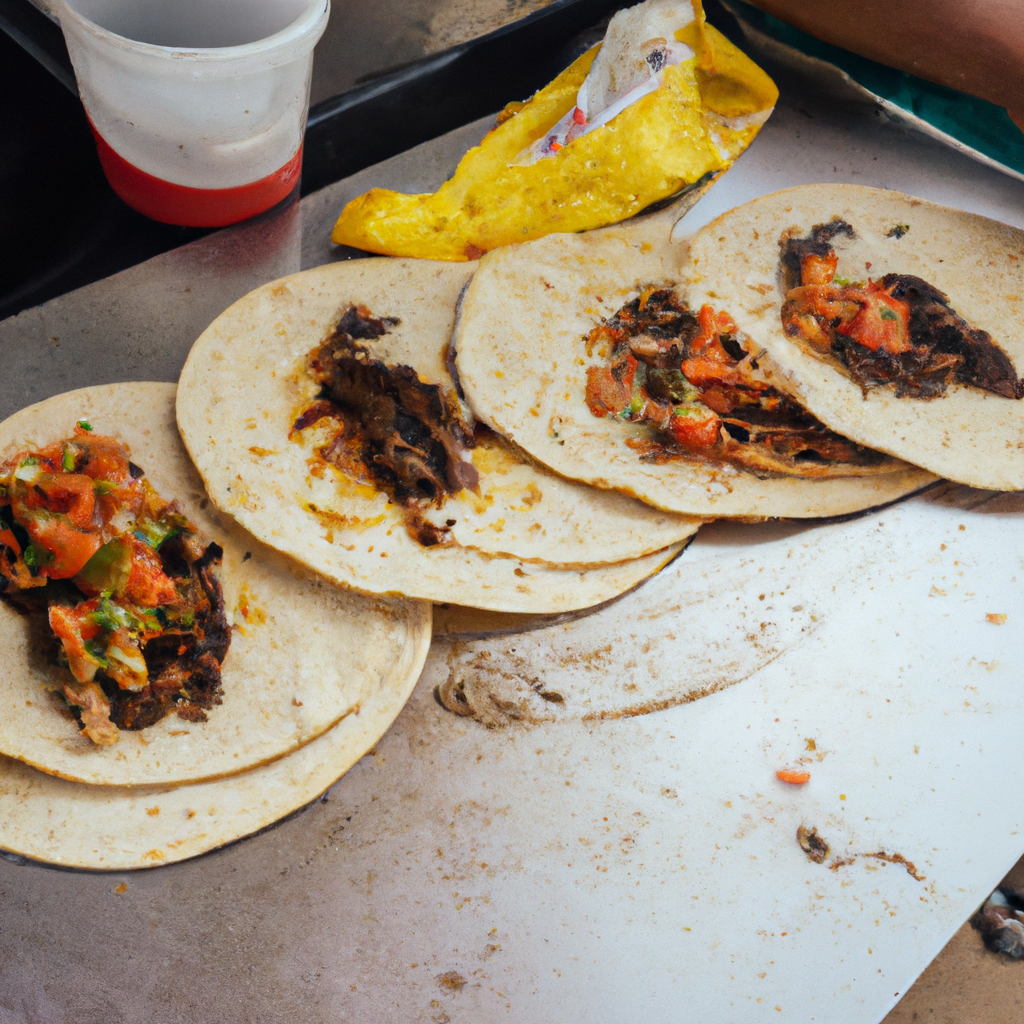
[
  {"xmin": 306, "ymin": 484, "xmax": 1020, "ymax": 1024},
  {"xmin": 283, "ymin": 93, "xmax": 1024, "ymax": 1023}
]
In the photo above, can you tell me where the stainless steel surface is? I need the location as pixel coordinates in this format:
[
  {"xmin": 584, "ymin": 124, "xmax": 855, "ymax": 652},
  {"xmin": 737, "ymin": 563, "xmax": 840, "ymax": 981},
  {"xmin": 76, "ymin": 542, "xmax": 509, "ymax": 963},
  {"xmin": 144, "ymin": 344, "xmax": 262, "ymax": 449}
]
[{"xmin": 1, "ymin": 74, "xmax": 1023, "ymax": 1024}]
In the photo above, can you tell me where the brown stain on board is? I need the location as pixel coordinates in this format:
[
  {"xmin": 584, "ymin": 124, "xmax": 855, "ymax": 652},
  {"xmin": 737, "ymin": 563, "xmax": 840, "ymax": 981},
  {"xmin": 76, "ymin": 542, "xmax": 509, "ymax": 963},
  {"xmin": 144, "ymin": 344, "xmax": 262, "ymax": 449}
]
[
  {"xmin": 794, "ymin": 826, "xmax": 926, "ymax": 881},
  {"xmin": 864, "ymin": 850, "xmax": 927, "ymax": 881},
  {"xmin": 581, "ymin": 677, "xmax": 737, "ymax": 720},
  {"xmin": 823, "ymin": 849, "xmax": 926, "ymax": 881}
]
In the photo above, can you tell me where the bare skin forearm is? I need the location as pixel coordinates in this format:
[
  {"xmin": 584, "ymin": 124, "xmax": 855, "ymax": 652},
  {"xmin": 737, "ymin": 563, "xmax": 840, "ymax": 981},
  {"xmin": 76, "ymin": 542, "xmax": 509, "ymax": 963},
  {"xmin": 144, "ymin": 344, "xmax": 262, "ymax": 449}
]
[{"xmin": 745, "ymin": 0, "xmax": 1024, "ymax": 127}]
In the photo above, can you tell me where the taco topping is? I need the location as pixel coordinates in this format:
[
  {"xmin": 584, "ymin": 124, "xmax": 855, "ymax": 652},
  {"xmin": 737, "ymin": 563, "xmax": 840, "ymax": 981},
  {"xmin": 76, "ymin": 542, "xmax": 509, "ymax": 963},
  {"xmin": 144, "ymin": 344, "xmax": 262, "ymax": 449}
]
[
  {"xmin": 780, "ymin": 219, "xmax": 1024, "ymax": 399},
  {"xmin": 293, "ymin": 305, "xmax": 480, "ymax": 546},
  {"xmin": 0, "ymin": 425, "xmax": 229, "ymax": 745},
  {"xmin": 585, "ymin": 288, "xmax": 895, "ymax": 475}
]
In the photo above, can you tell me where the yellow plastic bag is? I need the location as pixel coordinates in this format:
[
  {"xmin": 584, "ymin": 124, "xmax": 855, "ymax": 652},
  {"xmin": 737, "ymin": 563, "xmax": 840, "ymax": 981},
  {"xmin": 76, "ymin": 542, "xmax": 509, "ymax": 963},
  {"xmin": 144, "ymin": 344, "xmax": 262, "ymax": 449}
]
[{"xmin": 331, "ymin": 10, "xmax": 777, "ymax": 261}]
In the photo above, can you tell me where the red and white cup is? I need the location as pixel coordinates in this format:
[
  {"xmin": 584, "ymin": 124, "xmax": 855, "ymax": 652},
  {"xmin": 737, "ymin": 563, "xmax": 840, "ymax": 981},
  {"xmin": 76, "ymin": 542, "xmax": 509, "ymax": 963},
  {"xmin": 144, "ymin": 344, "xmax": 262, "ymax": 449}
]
[{"xmin": 57, "ymin": 0, "xmax": 329, "ymax": 227}]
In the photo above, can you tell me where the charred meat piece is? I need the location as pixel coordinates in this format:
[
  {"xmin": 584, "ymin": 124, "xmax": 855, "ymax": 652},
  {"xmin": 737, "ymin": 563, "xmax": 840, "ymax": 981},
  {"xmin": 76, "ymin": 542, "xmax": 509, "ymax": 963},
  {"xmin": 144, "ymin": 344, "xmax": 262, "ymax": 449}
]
[
  {"xmin": 295, "ymin": 305, "xmax": 480, "ymax": 545},
  {"xmin": 972, "ymin": 895, "xmax": 1024, "ymax": 959},
  {"xmin": 103, "ymin": 540, "xmax": 229, "ymax": 730},
  {"xmin": 779, "ymin": 218, "xmax": 856, "ymax": 291},
  {"xmin": 884, "ymin": 274, "xmax": 1023, "ymax": 398},
  {"xmin": 797, "ymin": 824, "xmax": 830, "ymax": 864}
]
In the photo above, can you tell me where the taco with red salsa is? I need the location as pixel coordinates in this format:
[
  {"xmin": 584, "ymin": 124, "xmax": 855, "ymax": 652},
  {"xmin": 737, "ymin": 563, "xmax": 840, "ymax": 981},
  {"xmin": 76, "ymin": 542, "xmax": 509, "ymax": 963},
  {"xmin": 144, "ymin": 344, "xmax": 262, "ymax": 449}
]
[{"xmin": 684, "ymin": 184, "xmax": 1024, "ymax": 490}]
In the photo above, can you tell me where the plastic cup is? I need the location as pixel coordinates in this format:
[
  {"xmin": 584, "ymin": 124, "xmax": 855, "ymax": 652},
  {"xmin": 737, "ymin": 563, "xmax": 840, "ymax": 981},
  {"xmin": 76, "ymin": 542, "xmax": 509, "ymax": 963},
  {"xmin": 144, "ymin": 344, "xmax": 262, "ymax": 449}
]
[{"xmin": 56, "ymin": 0, "xmax": 330, "ymax": 227}]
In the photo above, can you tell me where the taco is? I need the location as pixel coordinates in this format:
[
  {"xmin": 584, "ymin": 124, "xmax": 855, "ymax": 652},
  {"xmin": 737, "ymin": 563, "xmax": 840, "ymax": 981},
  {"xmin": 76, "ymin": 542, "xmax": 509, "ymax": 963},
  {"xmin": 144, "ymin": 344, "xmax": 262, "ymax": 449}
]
[
  {"xmin": 453, "ymin": 201, "xmax": 936, "ymax": 518},
  {"xmin": 330, "ymin": 0, "xmax": 777, "ymax": 260},
  {"xmin": 683, "ymin": 184, "xmax": 1024, "ymax": 490},
  {"xmin": 176, "ymin": 258, "xmax": 696, "ymax": 612},
  {"xmin": 0, "ymin": 384, "xmax": 431, "ymax": 787}
]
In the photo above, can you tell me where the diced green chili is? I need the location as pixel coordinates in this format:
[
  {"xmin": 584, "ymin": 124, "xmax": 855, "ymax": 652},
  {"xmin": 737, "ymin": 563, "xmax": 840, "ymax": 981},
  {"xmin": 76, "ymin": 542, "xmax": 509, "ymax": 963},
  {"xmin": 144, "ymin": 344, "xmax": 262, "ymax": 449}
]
[
  {"xmin": 75, "ymin": 539, "xmax": 131, "ymax": 596},
  {"xmin": 23, "ymin": 544, "xmax": 54, "ymax": 571}
]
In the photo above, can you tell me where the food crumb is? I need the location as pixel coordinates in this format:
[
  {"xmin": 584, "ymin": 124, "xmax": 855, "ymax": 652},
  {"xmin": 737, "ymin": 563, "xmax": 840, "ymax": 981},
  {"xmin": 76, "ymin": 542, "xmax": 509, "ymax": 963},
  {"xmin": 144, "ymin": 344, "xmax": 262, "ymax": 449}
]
[
  {"xmin": 986, "ymin": 613, "xmax": 1008, "ymax": 624},
  {"xmin": 436, "ymin": 971, "xmax": 467, "ymax": 992},
  {"xmin": 113, "ymin": 883, "xmax": 127, "ymax": 894},
  {"xmin": 797, "ymin": 824, "xmax": 829, "ymax": 863},
  {"xmin": 776, "ymin": 767, "xmax": 811, "ymax": 784}
]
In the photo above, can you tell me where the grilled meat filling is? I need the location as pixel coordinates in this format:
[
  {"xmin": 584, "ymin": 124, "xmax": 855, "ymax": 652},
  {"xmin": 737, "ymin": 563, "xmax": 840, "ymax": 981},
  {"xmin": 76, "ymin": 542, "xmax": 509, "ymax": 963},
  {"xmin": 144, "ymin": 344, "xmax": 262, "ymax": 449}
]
[
  {"xmin": 780, "ymin": 218, "xmax": 1024, "ymax": 399},
  {"xmin": 100, "ymin": 539, "xmax": 228, "ymax": 730},
  {"xmin": 585, "ymin": 288, "xmax": 892, "ymax": 475},
  {"xmin": 294, "ymin": 305, "xmax": 479, "ymax": 545}
]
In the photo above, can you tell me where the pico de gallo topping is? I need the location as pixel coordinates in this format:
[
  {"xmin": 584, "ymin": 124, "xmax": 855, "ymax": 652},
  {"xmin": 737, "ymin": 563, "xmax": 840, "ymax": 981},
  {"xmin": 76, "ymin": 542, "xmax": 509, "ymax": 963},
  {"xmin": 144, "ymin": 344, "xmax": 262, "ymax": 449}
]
[
  {"xmin": 0, "ymin": 425, "xmax": 229, "ymax": 745},
  {"xmin": 780, "ymin": 218, "xmax": 1024, "ymax": 399},
  {"xmin": 584, "ymin": 288, "xmax": 894, "ymax": 475}
]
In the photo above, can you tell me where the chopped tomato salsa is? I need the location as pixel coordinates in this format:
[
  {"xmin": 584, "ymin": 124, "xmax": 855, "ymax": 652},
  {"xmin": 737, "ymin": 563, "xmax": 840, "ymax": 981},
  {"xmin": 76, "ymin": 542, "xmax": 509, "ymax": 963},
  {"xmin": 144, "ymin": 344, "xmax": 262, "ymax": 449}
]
[
  {"xmin": 780, "ymin": 218, "xmax": 1024, "ymax": 399},
  {"xmin": 583, "ymin": 288, "xmax": 894, "ymax": 476},
  {"xmin": 0, "ymin": 427, "xmax": 229, "ymax": 745}
]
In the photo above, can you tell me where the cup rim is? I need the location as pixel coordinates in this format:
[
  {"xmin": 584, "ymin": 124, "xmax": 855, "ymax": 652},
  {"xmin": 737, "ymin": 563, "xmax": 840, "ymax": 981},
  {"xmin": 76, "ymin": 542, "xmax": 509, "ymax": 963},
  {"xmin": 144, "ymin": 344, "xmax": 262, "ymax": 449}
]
[{"xmin": 57, "ymin": 0, "xmax": 329, "ymax": 63}]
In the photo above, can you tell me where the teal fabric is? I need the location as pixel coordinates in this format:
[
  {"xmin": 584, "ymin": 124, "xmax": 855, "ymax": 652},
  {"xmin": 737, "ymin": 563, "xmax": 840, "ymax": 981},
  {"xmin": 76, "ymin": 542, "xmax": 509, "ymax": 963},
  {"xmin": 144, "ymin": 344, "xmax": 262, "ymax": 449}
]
[{"xmin": 727, "ymin": 0, "xmax": 1024, "ymax": 175}]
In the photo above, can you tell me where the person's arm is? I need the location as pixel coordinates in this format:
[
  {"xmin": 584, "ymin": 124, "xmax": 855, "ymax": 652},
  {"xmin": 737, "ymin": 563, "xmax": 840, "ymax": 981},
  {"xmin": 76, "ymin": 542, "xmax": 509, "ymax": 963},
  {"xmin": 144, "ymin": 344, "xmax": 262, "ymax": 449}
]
[{"xmin": 744, "ymin": 0, "xmax": 1024, "ymax": 130}]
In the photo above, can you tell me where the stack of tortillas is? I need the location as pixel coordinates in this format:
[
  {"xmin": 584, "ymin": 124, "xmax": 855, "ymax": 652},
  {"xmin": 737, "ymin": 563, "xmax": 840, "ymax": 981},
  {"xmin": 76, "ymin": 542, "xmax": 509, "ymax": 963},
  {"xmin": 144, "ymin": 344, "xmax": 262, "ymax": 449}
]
[{"xmin": 176, "ymin": 182, "xmax": 1024, "ymax": 640}]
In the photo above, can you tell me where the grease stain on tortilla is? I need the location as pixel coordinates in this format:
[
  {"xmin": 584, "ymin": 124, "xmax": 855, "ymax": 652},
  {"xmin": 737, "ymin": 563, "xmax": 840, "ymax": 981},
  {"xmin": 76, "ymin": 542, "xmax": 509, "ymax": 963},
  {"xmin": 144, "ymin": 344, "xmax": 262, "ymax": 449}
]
[{"xmin": 234, "ymin": 585, "xmax": 267, "ymax": 636}]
